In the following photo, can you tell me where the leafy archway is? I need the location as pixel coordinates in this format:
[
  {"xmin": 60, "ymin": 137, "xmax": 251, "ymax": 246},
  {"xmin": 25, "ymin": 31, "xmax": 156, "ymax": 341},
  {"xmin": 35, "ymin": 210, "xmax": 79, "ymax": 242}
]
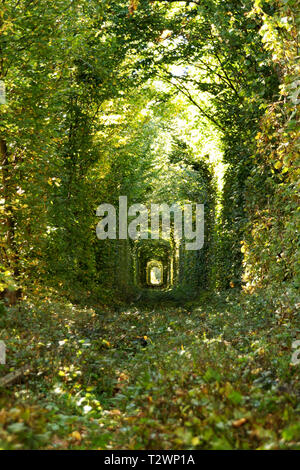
[{"xmin": 146, "ymin": 260, "xmax": 164, "ymax": 287}]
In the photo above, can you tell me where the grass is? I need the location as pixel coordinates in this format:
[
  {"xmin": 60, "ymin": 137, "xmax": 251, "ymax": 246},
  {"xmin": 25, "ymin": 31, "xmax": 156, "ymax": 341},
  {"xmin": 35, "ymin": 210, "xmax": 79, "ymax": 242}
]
[{"xmin": 0, "ymin": 289, "xmax": 299, "ymax": 450}]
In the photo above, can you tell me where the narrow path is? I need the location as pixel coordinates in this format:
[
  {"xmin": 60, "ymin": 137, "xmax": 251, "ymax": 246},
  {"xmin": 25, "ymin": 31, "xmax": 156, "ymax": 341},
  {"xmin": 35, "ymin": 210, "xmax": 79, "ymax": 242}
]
[{"xmin": 0, "ymin": 295, "xmax": 299, "ymax": 449}]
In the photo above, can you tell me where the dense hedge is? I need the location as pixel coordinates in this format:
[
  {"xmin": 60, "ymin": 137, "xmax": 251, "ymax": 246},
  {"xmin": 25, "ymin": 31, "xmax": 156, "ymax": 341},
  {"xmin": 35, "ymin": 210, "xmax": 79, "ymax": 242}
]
[{"xmin": 243, "ymin": 0, "xmax": 299, "ymax": 292}]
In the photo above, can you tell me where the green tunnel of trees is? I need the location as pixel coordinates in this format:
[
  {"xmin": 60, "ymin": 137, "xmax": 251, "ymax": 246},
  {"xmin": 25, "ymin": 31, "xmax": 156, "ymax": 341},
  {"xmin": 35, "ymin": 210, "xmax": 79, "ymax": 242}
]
[
  {"xmin": 107, "ymin": 156, "xmax": 214, "ymax": 301},
  {"xmin": 0, "ymin": 0, "xmax": 299, "ymax": 452},
  {"xmin": 0, "ymin": 0, "xmax": 299, "ymax": 306}
]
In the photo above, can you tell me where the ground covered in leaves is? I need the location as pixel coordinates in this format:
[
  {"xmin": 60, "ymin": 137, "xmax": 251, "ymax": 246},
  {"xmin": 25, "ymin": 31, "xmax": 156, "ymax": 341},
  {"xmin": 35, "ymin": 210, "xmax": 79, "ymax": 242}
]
[{"xmin": 0, "ymin": 290, "xmax": 299, "ymax": 450}]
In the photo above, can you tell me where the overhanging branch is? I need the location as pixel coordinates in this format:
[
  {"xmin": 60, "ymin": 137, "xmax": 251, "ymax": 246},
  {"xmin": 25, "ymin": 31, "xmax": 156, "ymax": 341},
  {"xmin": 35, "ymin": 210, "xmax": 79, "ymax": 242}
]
[{"xmin": 159, "ymin": 71, "xmax": 225, "ymax": 132}]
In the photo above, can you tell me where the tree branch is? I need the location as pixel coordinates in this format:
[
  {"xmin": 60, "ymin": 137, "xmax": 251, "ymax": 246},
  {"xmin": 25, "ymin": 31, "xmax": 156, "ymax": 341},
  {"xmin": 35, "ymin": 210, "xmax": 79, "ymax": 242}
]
[{"xmin": 159, "ymin": 71, "xmax": 225, "ymax": 131}]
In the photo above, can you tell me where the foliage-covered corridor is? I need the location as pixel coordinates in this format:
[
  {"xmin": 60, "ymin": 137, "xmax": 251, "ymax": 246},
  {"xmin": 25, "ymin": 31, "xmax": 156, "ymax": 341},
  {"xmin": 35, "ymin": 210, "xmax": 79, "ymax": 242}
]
[{"xmin": 0, "ymin": 0, "xmax": 299, "ymax": 450}]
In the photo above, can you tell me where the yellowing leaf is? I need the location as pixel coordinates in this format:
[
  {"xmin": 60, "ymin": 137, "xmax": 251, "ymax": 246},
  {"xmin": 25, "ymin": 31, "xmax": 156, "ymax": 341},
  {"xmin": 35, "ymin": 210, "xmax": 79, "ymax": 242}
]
[
  {"xmin": 191, "ymin": 437, "xmax": 200, "ymax": 446},
  {"xmin": 70, "ymin": 431, "xmax": 82, "ymax": 441},
  {"xmin": 109, "ymin": 409, "xmax": 121, "ymax": 416},
  {"xmin": 232, "ymin": 418, "xmax": 248, "ymax": 428}
]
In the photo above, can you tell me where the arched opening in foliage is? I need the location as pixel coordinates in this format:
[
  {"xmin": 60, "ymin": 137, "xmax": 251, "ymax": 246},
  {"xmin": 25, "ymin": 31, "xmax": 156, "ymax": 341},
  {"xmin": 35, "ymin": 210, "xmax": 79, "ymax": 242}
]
[
  {"xmin": 134, "ymin": 239, "xmax": 173, "ymax": 290},
  {"xmin": 147, "ymin": 261, "xmax": 163, "ymax": 287}
]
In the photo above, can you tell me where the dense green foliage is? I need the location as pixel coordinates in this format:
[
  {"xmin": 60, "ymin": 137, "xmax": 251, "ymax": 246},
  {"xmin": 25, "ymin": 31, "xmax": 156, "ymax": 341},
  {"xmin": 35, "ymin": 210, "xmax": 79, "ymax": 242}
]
[
  {"xmin": 1, "ymin": 0, "xmax": 298, "ymax": 296},
  {"xmin": 244, "ymin": 0, "xmax": 299, "ymax": 293},
  {"xmin": 0, "ymin": 0, "xmax": 299, "ymax": 451}
]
